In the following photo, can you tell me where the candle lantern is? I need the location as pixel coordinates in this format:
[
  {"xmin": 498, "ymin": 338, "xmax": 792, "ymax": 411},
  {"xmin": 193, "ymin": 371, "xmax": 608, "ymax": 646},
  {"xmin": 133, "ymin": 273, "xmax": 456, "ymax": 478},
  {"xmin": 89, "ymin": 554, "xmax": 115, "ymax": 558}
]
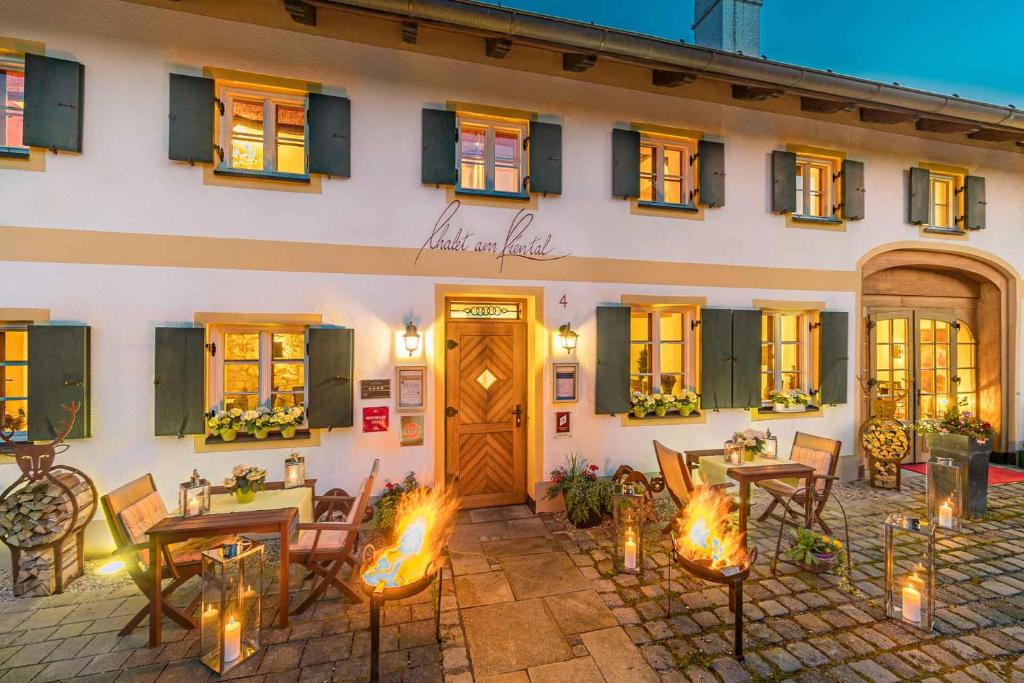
[
  {"xmin": 613, "ymin": 481, "xmax": 645, "ymax": 575},
  {"xmin": 200, "ymin": 540, "xmax": 264, "ymax": 674},
  {"xmin": 884, "ymin": 513, "xmax": 935, "ymax": 632},
  {"xmin": 762, "ymin": 429, "xmax": 778, "ymax": 459},
  {"xmin": 284, "ymin": 453, "xmax": 305, "ymax": 489},
  {"xmin": 178, "ymin": 469, "xmax": 211, "ymax": 518},
  {"xmin": 926, "ymin": 457, "xmax": 962, "ymax": 532},
  {"xmin": 724, "ymin": 442, "xmax": 744, "ymax": 465}
]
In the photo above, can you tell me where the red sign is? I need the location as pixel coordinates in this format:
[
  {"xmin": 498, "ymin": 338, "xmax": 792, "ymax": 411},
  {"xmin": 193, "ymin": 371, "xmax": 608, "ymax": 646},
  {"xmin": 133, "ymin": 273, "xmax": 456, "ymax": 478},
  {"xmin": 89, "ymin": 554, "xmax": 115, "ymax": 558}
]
[
  {"xmin": 362, "ymin": 406, "xmax": 390, "ymax": 433},
  {"xmin": 555, "ymin": 411, "xmax": 571, "ymax": 435}
]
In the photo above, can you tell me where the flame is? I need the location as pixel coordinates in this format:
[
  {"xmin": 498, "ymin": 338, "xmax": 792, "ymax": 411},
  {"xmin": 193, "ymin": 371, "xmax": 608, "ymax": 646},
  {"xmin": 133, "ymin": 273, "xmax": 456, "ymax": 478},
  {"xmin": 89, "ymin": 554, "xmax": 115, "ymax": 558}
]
[
  {"xmin": 361, "ymin": 486, "xmax": 458, "ymax": 589},
  {"xmin": 672, "ymin": 486, "xmax": 749, "ymax": 571}
]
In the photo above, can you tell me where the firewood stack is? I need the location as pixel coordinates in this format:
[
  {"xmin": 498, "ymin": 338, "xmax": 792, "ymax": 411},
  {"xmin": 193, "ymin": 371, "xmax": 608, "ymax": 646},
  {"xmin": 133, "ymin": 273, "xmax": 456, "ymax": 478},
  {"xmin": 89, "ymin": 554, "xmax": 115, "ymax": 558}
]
[{"xmin": 0, "ymin": 472, "xmax": 96, "ymax": 596}]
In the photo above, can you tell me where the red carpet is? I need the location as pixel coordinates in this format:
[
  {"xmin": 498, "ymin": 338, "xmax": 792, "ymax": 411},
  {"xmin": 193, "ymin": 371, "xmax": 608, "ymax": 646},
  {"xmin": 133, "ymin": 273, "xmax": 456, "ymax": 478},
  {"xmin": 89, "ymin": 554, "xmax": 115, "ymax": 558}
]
[{"xmin": 902, "ymin": 462, "xmax": 1024, "ymax": 485}]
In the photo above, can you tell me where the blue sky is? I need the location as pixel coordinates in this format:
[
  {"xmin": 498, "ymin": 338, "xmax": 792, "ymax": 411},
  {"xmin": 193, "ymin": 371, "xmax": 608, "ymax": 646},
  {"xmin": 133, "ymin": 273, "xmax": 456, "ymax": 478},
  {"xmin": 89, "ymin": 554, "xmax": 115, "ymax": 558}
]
[{"xmin": 478, "ymin": 0, "xmax": 1024, "ymax": 107}]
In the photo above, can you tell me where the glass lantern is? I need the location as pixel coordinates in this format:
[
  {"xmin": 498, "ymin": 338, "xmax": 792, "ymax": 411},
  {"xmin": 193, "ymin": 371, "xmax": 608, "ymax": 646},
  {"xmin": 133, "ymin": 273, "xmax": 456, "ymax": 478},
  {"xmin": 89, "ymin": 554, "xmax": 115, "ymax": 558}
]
[
  {"xmin": 613, "ymin": 481, "xmax": 645, "ymax": 574},
  {"xmin": 201, "ymin": 541, "xmax": 263, "ymax": 674},
  {"xmin": 884, "ymin": 513, "xmax": 935, "ymax": 633},
  {"xmin": 179, "ymin": 469, "xmax": 211, "ymax": 518},
  {"xmin": 762, "ymin": 429, "xmax": 778, "ymax": 459},
  {"xmin": 724, "ymin": 442, "xmax": 744, "ymax": 465},
  {"xmin": 284, "ymin": 453, "xmax": 305, "ymax": 489},
  {"xmin": 926, "ymin": 457, "xmax": 962, "ymax": 532}
]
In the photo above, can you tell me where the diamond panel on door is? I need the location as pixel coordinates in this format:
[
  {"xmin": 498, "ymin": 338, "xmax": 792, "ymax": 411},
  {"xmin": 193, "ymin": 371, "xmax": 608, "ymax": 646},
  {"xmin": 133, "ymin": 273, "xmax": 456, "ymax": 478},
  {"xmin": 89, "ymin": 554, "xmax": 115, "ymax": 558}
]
[{"xmin": 458, "ymin": 334, "xmax": 514, "ymax": 425}]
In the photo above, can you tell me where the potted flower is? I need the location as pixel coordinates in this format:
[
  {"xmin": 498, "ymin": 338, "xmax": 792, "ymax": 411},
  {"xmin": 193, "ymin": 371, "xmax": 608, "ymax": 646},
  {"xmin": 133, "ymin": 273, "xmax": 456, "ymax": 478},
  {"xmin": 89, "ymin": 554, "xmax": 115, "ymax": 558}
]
[
  {"xmin": 243, "ymin": 407, "xmax": 273, "ymax": 439},
  {"xmin": 630, "ymin": 391, "xmax": 655, "ymax": 419},
  {"xmin": 769, "ymin": 388, "xmax": 811, "ymax": 413},
  {"xmin": 223, "ymin": 464, "xmax": 268, "ymax": 504},
  {"xmin": 913, "ymin": 398, "xmax": 994, "ymax": 517},
  {"xmin": 651, "ymin": 393, "xmax": 676, "ymax": 417},
  {"xmin": 373, "ymin": 472, "xmax": 418, "ymax": 535},
  {"xmin": 677, "ymin": 389, "xmax": 699, "ymax": 417},
  {"xmin": 728, "ymin": 429, "xmax": 767, "ymax": 462},
  {"xmin": 208, "ymin": 409, "xmax": 243, "ymax": 441},
  {"xmin": 544, "ymin": 453, "xmax": 613, "ymax": 528},
  {"xmin": 271, "ymin": 406, "xmax": 305, "ymax": 438},
  {"xmin": 784, "ymin": 527, "xmax": 845, "ymax": 574}
]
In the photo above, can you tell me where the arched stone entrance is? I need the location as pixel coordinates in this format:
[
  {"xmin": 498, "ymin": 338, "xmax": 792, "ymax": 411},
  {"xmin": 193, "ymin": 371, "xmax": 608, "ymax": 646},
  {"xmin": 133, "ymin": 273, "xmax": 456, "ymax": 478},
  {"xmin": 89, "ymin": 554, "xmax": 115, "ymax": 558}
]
[{"xmin": 859, "ymin": 244, "xmax": 1019, "ymax": 460}]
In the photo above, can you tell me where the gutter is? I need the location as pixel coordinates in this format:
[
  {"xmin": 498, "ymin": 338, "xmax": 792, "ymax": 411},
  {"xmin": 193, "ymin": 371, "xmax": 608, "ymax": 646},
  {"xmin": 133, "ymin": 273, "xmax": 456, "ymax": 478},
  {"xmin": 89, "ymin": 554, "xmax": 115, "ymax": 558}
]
[{"xmin": 310, "ymin": 0, "xmax": 1024, "ymax": 132}]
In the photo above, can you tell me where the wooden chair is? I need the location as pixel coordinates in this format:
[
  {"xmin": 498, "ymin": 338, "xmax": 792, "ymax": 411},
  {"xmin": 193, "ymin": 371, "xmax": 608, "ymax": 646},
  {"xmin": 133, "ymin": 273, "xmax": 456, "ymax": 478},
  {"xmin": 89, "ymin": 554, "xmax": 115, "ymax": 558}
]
[
  {"xmin": 652, "ymin": 441, "xmax": 733, "ymax": 534},
  {"xmin": 100, "ymin": 475, "xmax": 232, "ymax": 636},
  {"xmin": 289, "ymin": 459, "xmax": 379, "ymax": 615},
  {"xmin": 755, "ymin": 432, "xmax": 842, "ymax": 534}
]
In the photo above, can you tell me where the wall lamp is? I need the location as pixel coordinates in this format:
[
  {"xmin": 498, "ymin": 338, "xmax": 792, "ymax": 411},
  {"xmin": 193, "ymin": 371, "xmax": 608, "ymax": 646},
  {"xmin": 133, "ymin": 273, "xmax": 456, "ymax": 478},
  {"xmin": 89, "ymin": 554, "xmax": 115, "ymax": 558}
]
[
  {"xmin": 403, "ymin": 321, "xmax": 421, "ymax": 356},
  {"xmin": 557, "ymin": 323, "xmax": 578, "ymax": 354}
]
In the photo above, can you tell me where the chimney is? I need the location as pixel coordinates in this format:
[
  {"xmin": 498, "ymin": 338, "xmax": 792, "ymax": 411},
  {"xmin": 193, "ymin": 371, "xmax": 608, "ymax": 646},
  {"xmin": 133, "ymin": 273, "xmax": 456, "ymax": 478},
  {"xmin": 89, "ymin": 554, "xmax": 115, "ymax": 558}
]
[{"xmin": 692, "ymin": 0, "xmax": 763, "ymax": 55}]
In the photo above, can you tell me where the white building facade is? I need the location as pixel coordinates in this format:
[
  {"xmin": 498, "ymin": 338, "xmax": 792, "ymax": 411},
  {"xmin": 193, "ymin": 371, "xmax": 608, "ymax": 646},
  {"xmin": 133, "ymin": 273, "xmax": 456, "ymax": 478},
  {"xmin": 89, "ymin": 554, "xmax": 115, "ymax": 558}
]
[{"xmin": 2, "ymin": 0, "xmax": 1021, "ymax": 553}]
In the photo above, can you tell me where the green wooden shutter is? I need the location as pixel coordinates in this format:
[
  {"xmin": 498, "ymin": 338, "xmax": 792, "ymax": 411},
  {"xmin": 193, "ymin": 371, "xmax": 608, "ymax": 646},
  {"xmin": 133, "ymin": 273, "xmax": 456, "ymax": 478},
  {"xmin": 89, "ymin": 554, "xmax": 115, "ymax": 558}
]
[
  {"xmin": 909, "ymin": 167, "xmax": 930, "ymax": 224},
  {"xmin": 964, "ymin": 175, "xmax": 986, "ymax": 230},
  {"xmin": 841, "ymin": 159, "xmax": 865, "ymax": 220},
  {"xmin": 528, "ymin": 121, "xmax": 562, "ymax": 195},
  {"xmin": 308, "ymin": 93, "xmax": 351, "ymax": 177},
  {"xmin": 27, "ymin": 325, "xmax": 91, "ymax": 440},
  {"xmin": 818, "ymin": 311, "xmax": 849, "ymax": 405},
  {"xmin": 771, "ymin": 151, "xmax": 796, "ymax": 213},
  {"xmin": 168, "ymin": 74, "xmax": 214, "ymax": 164},
  {"xmin": 731, "ymin": 310, "xmax": 761, "ymax": 409},
  {"xmin": 699, "ymin": 308, "xmax": 733, "ymax": 411},
  {"xmin": 306, "ymin": 327, "xmax": 354, "ymax": 429},
  {"xmin": 595, "ymin": 306, "xmax": 630, "ymax": 415},
  {"xmin": 697, "ymin": 139, "xmax": 725, "ymax": 207},
  {"xmin": 421, "ymin": 108, "xmax": 457, "ymax": 185},
  {"xmin": 611, "ymin": 129, "xmax": 640, "ymax": 198},
  {"xmin": 23, "ymin": 54, "xmax": 84, "ymax": 153},
  {"xmin": 154, "ymin": 327, "xmax": 206, "ymax": 436}
]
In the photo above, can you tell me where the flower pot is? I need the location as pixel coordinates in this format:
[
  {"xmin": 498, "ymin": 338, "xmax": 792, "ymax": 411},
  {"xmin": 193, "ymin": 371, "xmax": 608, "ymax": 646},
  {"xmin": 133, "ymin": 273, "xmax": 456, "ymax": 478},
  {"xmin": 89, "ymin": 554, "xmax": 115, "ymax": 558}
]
[
  {"xmin": 743, "ymin": 448, "xmax": 758, "ymax": 463},
  {"xmin": 925, "ymin": 432, "xmax": 992, "ymax": 518},
  {"xmin": 772, "ymin": 402, "xmax": 805, "ymax": 413},
  {"xmin": 253, "ymin": 429, "xmax": 269, "ymax": 440},
  {"xmin": 679, "ymin": 405, "xmax": 694, "ymax": 417},
  {"xmin": 632, "ymin": 406, "xmax": 648, "ymax": 419},
  {"xmin": 220, "ymin": 429, "xmax": 238, "ymax": 442},
  {"xmin": 281, "ymin": 425, "xmax": 297, "ymax": 439},
  {"xmin": 654, "ymin": 406, "xmax": 668, "ymax": 417},
  {"xmin": 234, "ymin": 488, "xmax": 256, "ymax": 504}
]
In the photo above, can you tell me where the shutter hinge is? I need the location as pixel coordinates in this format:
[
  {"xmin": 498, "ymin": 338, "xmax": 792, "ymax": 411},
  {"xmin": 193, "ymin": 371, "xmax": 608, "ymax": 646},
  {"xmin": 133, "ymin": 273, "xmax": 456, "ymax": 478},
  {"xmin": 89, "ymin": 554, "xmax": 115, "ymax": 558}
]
[
  {"xmin": 866, "ymin": 320, "xmax": 876, "ymax": 330},
  {"xmin": 689, "ymin": 152, "xmax": 698, "ymax": 166},
  {"xmin": 306, "ymin": 342, "xmax": 310, "ymax": 355},
  {"xmin": 951, "ymin": 321, "xmax": 961, "ymax": 331},
  {"xmin": 205, "ymin": 342, "xmax": 217, "ymax": 357},
  {"xmin": 446, "ymin": 339, "xmax": 458, "ymax": 350},
  {"xmin": 522, "ymin": 135, "xmax": 530, "ymax": 151},
  {"xmin": 523, "ymin": 175, "xmax": 530, "ymax": 192},
  {"xmin": 809, "ymin": 321, "xmax": 821, "ymax": 331},
  {"xmin": 690, "ymin": 319, "xmax": 701, "ymax": 330},
  {"xmin": 214, "ymin": 97, "xmax": 225, "ymax": 116}
]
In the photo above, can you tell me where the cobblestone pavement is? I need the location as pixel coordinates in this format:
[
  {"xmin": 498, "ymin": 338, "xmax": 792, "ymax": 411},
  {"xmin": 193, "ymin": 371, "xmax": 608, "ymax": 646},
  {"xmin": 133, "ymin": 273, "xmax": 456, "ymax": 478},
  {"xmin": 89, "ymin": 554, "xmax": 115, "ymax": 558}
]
[{"xmin": 0, "ymin": 472, "xmax": 1023, "ymax": 682}]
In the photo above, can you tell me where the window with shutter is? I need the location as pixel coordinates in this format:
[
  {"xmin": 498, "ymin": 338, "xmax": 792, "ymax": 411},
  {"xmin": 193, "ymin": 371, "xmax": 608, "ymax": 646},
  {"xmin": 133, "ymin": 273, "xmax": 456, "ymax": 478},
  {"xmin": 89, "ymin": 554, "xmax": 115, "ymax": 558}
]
[
  {"xmin": 168, "ymin": 74, "xmax": 215, "ymax": 164},
  {"xmin": 628, "ymin": 305, "xmax": 700, "ymax": 403},
  {"xmin": 154, "ymin": 327, "xmax": 205, "ymax": 437},
  {"xmin": 453, "ymin": 111, "xmax": 530, "ymax": 198},
  {"xmin": 216, "ymin": 85, "xmax": 309, "ymax": 181},
  {"xmin": 637, "ymin": 134, "xmax": 696, "ymax": 209},
  {"xmin": 595, "ymin": 306, "xmax": 630, "ymax": 415},
  {"xmin": 306, "ymin": 327, "xmax": 354, "ymax": 429},
  {"xmin": 0, "ymin": 54, "xmax": 27, "ymax": 158},
  {"xmin": 307, "ymin": 93, "xmax": 350, "ymax": 177},
  {"xmin": 528, "ymin": 120, "xmax": 561, "ymax": 195},
  {"xmin": 818, "ymin": 311, "xmax": 849, "ymax": 405},
  {"xmin": 23, "ymin": 53, "xmax": 84, "ymax": 153}
]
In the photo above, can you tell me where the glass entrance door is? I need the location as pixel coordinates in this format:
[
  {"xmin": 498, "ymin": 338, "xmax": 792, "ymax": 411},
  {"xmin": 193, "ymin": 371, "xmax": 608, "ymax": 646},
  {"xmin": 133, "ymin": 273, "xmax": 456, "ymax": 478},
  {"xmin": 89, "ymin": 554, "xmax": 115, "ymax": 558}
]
[{"xmin": 869, "ymin": 310, "xmax": 960, "ymax": 462}]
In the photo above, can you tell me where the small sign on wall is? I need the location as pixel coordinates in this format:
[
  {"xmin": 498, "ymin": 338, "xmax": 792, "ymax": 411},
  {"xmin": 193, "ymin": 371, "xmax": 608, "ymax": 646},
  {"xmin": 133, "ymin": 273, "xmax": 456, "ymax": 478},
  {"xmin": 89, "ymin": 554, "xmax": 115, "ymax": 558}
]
[
  {"xmin": 555, "ymin": 410, "xmax": 572, "ymax": 437},
  {"xmin": 397, "ymin": 366, "xmax": 427, "ymax": 412},
  {"xmin": 360, "ymin": 379, "xmax": 391, "ymax": 400},
  {"xmin": 362, "ymin": 406, "xmax": 390, "ymax": 433},
  {"xmin": 553, "ymin": 362, "xmax": 579, "ymax": 403},
  {"xmin": 400, "ymin": 415, "xmax": 424, "ymax": 447}
]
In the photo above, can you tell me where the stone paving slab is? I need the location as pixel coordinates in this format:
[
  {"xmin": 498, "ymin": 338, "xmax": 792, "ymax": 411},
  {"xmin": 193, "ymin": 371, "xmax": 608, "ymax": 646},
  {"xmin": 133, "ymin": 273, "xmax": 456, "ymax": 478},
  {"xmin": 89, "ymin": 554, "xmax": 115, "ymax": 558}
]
[{"xmin": 460, "ymin": 598, "xmax": 573, "ymax": 677}]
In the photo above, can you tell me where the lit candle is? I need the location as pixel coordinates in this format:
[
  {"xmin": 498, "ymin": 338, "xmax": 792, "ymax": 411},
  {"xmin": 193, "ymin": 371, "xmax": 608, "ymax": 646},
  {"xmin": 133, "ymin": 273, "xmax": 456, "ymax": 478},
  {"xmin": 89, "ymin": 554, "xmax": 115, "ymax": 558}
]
[
  {"xmin": 187, "ymin": 494, "xmax": 200, "ymax": 516},
  {"xmin": 624, "ymin": 531, "xmax": 637, "ymax": 571},
  {"xmin": 202, "ymin": 604, "xmax": 218, "ymax": 627},
  {"xmin": 901, "ymin": 577, "xmax": 922, "ymax": 623},
  {"xmin": 223, "ymin": 615, "xmax": 242, "ymax": 662},
  {"xmin": 287, "ymin": 468, "xmax": 298, "ymax": 485},
  {"xmin": 938, "ymin": 499, "xmax": 954, "ymax": 529}
]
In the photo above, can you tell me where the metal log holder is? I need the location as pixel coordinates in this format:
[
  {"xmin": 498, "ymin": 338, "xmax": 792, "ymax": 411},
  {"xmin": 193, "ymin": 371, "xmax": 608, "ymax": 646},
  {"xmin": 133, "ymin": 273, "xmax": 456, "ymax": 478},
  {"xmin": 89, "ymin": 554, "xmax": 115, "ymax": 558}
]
[{"xmin": 668, "ymin": 546, "xmax": 757, "ymax": 660}]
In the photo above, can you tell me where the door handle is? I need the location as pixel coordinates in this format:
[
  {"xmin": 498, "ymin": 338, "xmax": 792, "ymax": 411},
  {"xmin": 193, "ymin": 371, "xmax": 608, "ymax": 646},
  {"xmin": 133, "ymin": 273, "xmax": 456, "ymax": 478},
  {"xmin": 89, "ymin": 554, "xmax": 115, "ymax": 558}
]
[
  {"xmin": 445, "ymin": 406, "xmax": 458, "ymax": 418},
  {"xmin": 512, "ymin": 404, "xmax": 523, "ymax": 428}
]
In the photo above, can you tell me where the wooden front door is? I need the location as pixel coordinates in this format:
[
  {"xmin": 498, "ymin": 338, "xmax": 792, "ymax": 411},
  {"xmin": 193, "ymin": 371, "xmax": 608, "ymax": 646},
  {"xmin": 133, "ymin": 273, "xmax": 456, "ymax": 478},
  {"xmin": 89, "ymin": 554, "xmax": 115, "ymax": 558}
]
[{"xmin": 445, "ymin": 319, "xmax": 527, "ymax": 509}]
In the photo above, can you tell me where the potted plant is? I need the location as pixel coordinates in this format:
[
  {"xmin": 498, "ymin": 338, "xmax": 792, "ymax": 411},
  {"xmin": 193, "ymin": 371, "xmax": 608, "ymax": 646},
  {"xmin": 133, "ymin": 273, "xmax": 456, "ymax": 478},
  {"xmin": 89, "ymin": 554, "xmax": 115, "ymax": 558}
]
[
  {"xmin": 373, "ymin": 472, "xmax": 419, "ymax": 536},
  {"xmin": 630, "ymin": 391, "xmax": 655, "ymax": 419},
  {"xmin": 677, "ymin": 389, "xmax": 699, "ymax": 417},
  {"xmin": 913, "ymin": 398, "xmax": 994, "ymax": 517},
  {"xmin": 784, "ymin": 527, "xmax": 844, "ymax": 574},
  {"xmin": 242, "ymin": 407, "xmax": 273, "ymax": 439},
  {"xmin": 545, "ymin": 454, "xmax": 613, "ymax": 528},
  {"xmin": 208, "ymin": 409, "xmax": 243, "ymax": 441},
  {"xmin": 223, "ymin": 465, "xmax": 268, "ymax": 504},
  {"xmin": 769, "ymin": 389, "xmax": 811, "ymax": 413},
  {"xmin": 272, "ymin": 406, "xmax": 305, "ymax": 438},
  {"xmin": 728, "ymin": 429, "xmax": 767, "ymax": 462},
  {"xmin": 651, "ymin": 393, "xmax": 676, "ymax": 417}
]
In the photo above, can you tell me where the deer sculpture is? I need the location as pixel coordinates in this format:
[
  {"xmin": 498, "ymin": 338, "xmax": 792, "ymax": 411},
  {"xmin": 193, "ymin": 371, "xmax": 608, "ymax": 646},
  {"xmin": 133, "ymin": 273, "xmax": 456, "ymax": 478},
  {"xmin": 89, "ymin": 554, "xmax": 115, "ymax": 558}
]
[{"xmin": 1, "ymin": 401, "xmax": 80, "ymax": 482}]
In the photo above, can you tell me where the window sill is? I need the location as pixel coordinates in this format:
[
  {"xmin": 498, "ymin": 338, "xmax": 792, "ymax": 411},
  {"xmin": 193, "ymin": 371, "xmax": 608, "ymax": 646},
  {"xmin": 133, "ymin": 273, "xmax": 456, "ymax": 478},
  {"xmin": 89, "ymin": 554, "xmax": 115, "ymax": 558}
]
[
  {"xmin": 214, "ymin": 168, "xmax": 311, "ymax": 184},
  {"xmin": 923, "ymin": 227, "xmax": 964, "ymax": 236},
  {"xmin": 619, "ymin": 410, "xmax": 705, "ymax": 427},
  {"xmin": 791, "ymin": 214, "xmax": 842, "ymax": 225},
  {"xmin": 751, "ymin": 405, "xmax": 822, "ymax": 421},
  {"xmin": 454, "ymin": 187, "xmax": 530, "ymax": 201},
  {"xmin": 0, "ymin": 147, "xmax": 30, "ymax": 159},
  {"xmin": 637, "ymin": 200, "xmax": 698, "ymax": 213},
  {"xmin": 195, "ymin": 428, "xmax": 320, "ymax": 453}
]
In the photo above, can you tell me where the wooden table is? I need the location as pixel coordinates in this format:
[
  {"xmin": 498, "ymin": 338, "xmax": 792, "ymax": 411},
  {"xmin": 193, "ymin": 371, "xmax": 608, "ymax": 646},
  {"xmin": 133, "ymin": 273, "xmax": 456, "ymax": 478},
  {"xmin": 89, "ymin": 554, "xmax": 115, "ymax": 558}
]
[
  {"xmin": 684, "ymin": 448, "xmax": 725, "ymax": 472},
  {"xmin": 145, "ymin": 507, "xmax": 298, "ymax": 647},
  {"xmin": 726, "ymin": 462, "xmax": 815, "ymax": 543}
]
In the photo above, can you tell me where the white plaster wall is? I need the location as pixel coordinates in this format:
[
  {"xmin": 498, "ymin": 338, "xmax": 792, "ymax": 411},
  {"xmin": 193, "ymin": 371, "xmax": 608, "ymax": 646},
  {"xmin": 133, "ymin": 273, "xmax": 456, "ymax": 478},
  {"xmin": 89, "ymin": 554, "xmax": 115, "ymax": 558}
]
[{"xmin": 0, "ymin": 0, "xmax": 1019, "ymax": 551}]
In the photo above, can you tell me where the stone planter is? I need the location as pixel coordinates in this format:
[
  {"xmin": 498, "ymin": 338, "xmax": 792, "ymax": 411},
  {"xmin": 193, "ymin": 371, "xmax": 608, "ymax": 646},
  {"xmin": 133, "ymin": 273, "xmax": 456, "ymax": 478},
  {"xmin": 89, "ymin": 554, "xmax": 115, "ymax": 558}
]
[{"xmin": 926, "ymin": 433, "xmax": 992, "ymax": 517}]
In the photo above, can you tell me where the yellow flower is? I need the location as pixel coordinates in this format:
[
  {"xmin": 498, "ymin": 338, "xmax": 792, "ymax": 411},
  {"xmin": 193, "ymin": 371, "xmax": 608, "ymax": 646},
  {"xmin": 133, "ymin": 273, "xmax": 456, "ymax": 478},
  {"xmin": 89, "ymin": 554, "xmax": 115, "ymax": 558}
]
[
  {"xmin": 833, "ymin": 539, "xmax": 842, "ymax": 548},
  {"xmin": 821, "ymin": 535, "xmax": 831, "ymax": 544}
]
